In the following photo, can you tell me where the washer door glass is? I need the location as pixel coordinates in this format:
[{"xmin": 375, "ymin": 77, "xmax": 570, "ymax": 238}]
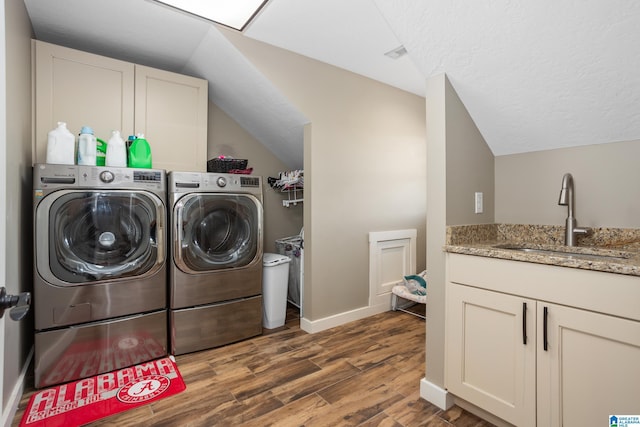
[
  {"xmin": 48, "ymin": 191, "xmax": 164, "ymax": 283},
  {"xmin": 176, "ymin": 193, "xmax": 262, "ymax": 272}
]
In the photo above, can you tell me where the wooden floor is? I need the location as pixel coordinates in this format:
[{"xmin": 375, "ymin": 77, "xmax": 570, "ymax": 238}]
[{"xmin": 13, "ymin": 304, "xmax": 495, "ymax": 426}]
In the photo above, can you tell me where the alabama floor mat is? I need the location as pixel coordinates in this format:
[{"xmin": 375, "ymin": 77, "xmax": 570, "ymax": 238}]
[{"xmin": 20, "ymin": 356, "xmax": 186, "ymax": 427}]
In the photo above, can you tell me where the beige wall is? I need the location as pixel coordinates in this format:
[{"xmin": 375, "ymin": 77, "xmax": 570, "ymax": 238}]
[
  {"xmin": 207, "ymin": 102, "xmax": 303, "ymax": 252},
  {"xmin": 3, "ymin": 0, "xmax": 33, "ymax": 415},
  {"xmin": 425, "ymin": 74, "xmax": 495, "ymax": 388},
  {"xmin": 425, "ymin": 75, "xmax": 448, "ymax": 389},
  {"xmin": 222, "ymin": 28, "xmax": 427, "ymax": 321},
  {"xmin": 445, "ymin": 78, "xmax": 495, "ymax": 225},
  {"xmin": 495, "ymin": 140, "xmax": 640, "ymax": 228}
]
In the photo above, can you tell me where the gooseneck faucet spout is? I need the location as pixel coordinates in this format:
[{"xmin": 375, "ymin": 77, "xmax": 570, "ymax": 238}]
[{"xmin": 558, "ymin": 173, "xmax": 590, "ymax": 246}]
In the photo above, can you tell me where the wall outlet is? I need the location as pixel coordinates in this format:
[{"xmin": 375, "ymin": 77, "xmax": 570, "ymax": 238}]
[{"xmin": 475, "ymin": 192, "xmax": 483, "ymax": 214}]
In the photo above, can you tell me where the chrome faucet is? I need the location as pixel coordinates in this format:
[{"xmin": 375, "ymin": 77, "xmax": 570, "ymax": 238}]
[{"xmin": 558, "ymin": 173, "xmax": 590, "ymax": 246}]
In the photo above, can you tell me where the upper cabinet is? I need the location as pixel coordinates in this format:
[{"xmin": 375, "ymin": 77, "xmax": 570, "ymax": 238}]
[
  {"xmin": 33, "ymin": 40, "xmax": 208, "ymax": 172},
  {"xmin": 33, "ymin": 40, "xmax": 135, "ymax": 162},
  {"xmin": 134, "ymin": 65, "xmax": 208, "ymax": 172}
]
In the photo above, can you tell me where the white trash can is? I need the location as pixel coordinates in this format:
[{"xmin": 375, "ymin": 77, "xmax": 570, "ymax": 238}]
[{"xmin": 262, "ymin": 253, "xmax": 291, "ymax": 329}]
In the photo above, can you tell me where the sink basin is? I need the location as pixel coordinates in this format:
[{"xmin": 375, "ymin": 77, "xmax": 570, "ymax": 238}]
[{"xmin": 492, "ymin": 243, "xmax": 632, "ymax": 261}]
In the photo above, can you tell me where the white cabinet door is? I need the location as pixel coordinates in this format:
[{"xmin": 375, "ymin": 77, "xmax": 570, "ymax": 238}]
[
  {"xmin": 134, "ymin": 65, "xmax": 208, "ymax": 172},
  {"xmin": 537, "ymin": 303, "xmax": 640, "ymax": 427},
  {"xmin": 446, "ymin": 283, "xmax": 536, "ymax": 427},
  {"xmin": 33, "ymin": 40, "xmax": 134, "ymax": 164}
]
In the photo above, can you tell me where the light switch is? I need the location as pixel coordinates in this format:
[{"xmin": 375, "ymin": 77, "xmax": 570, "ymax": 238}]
[{"xmin": 475, "ymin": 192, "xmax": 483, "ymax": 214}]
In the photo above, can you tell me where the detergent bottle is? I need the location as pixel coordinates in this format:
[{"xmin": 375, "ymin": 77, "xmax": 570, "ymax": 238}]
[
  {"xmin": 128, "ymin": 133, "xmax": 152, "ymax": 168},
  {"xmin": 46, "ymin": 122, "xmax": 75, "ymax": 165},
  {"xmin": 105, "ymin": 130, "xmax": 127, "ymax": 167},
  {"xmin": 96, "ymin": 138, "xmax": 107, "ymax": 166},
  {"xmin": 77, "ymin": 126, "xmax": 97, "ymax": 165}
]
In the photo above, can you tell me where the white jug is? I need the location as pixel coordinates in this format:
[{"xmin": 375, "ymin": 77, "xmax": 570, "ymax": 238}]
[
  {"xmin": 46, "ymin": 122, "xmax": 75, "ymax": 165},
  {"xmin": 77, "ymin": 126, "xmax": 97, "ymax": 166},
  {"xmin": 105, "ymin": 130, "xmax": 127, "ymax": 167}
]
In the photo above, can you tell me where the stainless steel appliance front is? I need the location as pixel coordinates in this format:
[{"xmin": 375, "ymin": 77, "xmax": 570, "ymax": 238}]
[
  {"xmin": 33, "ymin": 164, "xmax": 168, "ymax": 388},
  {"xmin": 169, "ymin": 172, "xmax": 263, "ymax": 355}
]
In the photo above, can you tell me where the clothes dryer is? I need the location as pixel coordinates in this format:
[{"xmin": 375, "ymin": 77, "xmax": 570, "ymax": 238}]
[
  {"xmin": 33, "ymin": 164, "xmax": 168, "ymax": 388},
  {"xmin": 169, "ymin": 172, "xmax": 263, "ymax": 355}
]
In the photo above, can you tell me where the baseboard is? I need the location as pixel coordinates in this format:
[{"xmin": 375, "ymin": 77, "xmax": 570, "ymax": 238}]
[
  {"xmin": 2, "ymin": 347, "xmax": 33, "ymax": 427},
  {"xmin": 420, "ymin": 377, "xmax": 454, "ymax": 410},
  {"xmin": 300, "ymin": 302, "xmax": 389, "ymax": 333}
]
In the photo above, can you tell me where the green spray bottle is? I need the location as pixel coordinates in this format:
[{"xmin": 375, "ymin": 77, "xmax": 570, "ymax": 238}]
[{"xmin": 127, "ymin": 133, "xmax": 152, "ymax": 168}]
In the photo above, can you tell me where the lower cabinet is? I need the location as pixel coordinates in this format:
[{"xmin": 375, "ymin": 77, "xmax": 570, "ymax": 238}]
[
  {"xmin": 446, "ymin": 283, "xmax": 536, "ymax": 427},
  {"xmin": 445, "ymin": 253, "xmax": 640, "ymax": 427},
  {"xmin": 538, "ymin": 303, "xmax": 640, "ymax": 427}
]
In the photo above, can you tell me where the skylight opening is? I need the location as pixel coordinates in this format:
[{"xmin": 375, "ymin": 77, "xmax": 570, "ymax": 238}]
[{"xmin": 154, "ymin": 0, "xmax": 269, "ymax": 31}]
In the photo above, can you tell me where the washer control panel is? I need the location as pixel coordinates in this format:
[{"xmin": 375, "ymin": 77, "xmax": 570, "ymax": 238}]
[{"xmin": 34, "ymin": 164, "xmax": 165, "ymax": 191}]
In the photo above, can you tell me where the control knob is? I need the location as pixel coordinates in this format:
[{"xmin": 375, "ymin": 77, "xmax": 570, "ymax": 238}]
[
  {"xmin": 99, "ymin": 170, "xmax": 115, "ymax": 183},
  {"xmin": 216, "ymin": 177, "xmax": 227, "ymax": 188}
]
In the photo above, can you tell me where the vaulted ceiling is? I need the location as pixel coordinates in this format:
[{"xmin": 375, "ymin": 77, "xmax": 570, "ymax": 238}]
[{"xmin": 23, "ymin": 0, "xmax": 640, "ymax": 169}]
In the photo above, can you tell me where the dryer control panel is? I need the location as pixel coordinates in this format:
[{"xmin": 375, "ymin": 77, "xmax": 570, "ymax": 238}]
[{"xmin": 169, "ymin": 171, "xmax": 262, "ymax": 197}]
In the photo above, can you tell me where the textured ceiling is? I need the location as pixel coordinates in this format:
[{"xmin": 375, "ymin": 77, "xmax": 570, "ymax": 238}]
[
  {"xmin": 243, "ymin": 0, "xmax": 426, "ymax": 96},
  {"xmin": 372, "ymin": 0, "xmax": 640, "ymax": 155},
  {"xmin": 23, "ymin": 0, "xmax": 640, "ymax": 167}
]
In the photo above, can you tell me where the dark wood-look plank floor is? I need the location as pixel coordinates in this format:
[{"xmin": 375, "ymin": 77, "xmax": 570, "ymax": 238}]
[{"xmin": 12, "ymin": 304, "xmax": 495, "ymax": 426}]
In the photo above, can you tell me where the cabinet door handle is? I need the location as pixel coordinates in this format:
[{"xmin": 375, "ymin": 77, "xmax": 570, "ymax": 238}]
[
  {"xmin": 543, "ymin": 306, "xmax": 549, "ymax": 351},
  {"xmin": 522, "ymin": 302, "xmax": 527, "ymax": 345}
]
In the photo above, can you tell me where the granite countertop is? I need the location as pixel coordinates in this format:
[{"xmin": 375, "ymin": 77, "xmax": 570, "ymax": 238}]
[{"xmin": 444, "ymin": 224, "xmax": 640, "ymax": 277}]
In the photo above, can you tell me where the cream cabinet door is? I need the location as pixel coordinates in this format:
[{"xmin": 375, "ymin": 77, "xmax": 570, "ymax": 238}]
[
  {"xmin": 32, "ymin": 40, "xmax": 134, "ymax": 164},
  {"xmin": 134, "ymin": 65, "xmax": 208, "ymax": 172},
  {"xmin": 537, "ymin": 303, "xmax": 640, "ymax": 427},
  {"xmin": 445, "ymin": 283, "xmax": 536, "ymax": 427}
]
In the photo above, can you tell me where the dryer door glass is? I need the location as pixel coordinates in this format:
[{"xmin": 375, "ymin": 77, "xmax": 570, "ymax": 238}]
[
  {"xmin": 176, "ymin": 193, "xmax": 262, "ymax": 272},
  {"xmin": 48, "ymin": 191, "xmax": 164, "ymax": 283}
]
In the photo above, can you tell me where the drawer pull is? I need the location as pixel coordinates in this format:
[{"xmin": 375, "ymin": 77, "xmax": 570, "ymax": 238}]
[
  {"xmin": 522, "ymin": 302, "xmax": 527, "ymax": 345},
  {"xmin": 543, "ymin": 306, "xmax": 549, "ymax": 351}
]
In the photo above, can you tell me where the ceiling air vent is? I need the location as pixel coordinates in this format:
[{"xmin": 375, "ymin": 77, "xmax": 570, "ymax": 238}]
[{"xmin": 384, "ymin": 45, "xmax": 407, "ymax": 59}]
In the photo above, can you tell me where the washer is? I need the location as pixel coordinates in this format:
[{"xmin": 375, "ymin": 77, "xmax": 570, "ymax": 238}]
[
  {"xmin": 33, "ymin": 164, "xmax": 168, "ymax": 388},
  {"xmin": 169, "ymin": 172, "xmax": 263, "ymax": 355}
]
